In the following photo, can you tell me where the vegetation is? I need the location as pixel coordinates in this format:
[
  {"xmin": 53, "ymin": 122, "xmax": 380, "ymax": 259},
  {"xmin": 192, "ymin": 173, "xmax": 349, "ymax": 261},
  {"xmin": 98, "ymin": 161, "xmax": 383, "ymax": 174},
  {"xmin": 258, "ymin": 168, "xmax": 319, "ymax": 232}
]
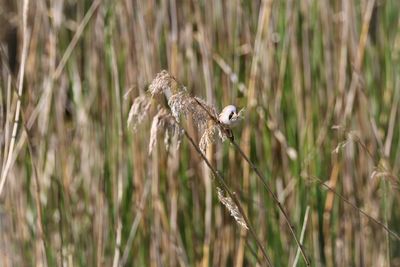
[{"xmin": 1, "ymin": 0, "xmax": 400, "ymax": 266}]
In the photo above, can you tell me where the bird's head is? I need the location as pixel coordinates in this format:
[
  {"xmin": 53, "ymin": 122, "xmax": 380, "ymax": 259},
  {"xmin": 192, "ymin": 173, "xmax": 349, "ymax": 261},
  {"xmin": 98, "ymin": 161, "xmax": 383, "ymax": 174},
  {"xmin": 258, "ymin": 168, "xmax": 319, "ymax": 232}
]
[{"xmin": 218, "ymin": 105, "xmax": 243, "ymax": 126}]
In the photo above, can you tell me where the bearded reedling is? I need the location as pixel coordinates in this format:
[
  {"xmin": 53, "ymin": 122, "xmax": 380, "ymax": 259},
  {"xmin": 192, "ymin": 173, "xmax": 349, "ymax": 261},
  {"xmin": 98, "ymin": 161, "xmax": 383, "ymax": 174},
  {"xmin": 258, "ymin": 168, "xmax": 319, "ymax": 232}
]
[
  {"xmin": 218, "ymin": 105, "xmax": 242, "ymax": 126},
  {"xmin": 218, "ymin": 105, "xmax": 243, "ymax": 141}
]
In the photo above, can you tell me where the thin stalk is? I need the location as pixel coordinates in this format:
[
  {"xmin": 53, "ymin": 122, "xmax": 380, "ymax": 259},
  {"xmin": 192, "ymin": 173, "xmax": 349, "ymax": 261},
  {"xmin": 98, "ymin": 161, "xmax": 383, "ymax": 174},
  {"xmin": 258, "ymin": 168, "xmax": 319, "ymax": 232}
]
[
  {"xmin": 53, "ymin": 0, "xmax": 101, "ymax": 80},
  {"xmin": 311, "ymin": 175, "xmax": 400, "ymax": 241},
  {"xmin": 192, "ymin": 95, "xmax": 310, "ymax": 266},
  {"xmin": 231, "ymin": 140, "xmax": 310, "ymax": 266},
  {"xmin": 293, "ymin": 206, "xmax": 310, "ymax": 267},
  {"xmin": 120, "ymin": 179, "xmax": 151, "ymax": 267},
  {"xmin": 180, "ymin": 124, "xmax": 273, "ymax": 266},
  {"xmin": 0, "ymin": 0, "xmax": 31, "ymax": 196},
  {"xmin": 18, "ymin": 104, "xmax": 48, "ymax": 266}
]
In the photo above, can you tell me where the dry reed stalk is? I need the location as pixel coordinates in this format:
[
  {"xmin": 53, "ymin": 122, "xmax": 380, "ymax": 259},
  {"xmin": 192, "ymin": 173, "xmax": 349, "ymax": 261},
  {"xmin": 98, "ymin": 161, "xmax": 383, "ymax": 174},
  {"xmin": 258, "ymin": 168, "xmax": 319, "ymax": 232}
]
[
  {"xmin": 1, "ymin": 76, "xmax": 12, "ymax": 175},
  {"xmin": 120, "ymin": 179, "xmax": 151, "ymax": 267},
  {"xmin": 150, "ymin": 143, "xmax": 162, "ymax": 267},
  {"xmin": 323, "ymin": 161, "xmax": 340, "ymax": 267},
  {"xmin": 289, "ymin": 11, "xmax": 306, "ymax": 137},
  {"xmin": 111, "ymin": 39, "xmax": 123, "ymax": 267},
  {"xmin": 164, "ymin": 20, "xmax": 181, "ymax": 265},
  {"xmin": 132, "ymin": 0, "xmax": 153, "ymax": 84},
  {"xmin": 247, "ymin": 0, "xmax": 273, "ymax": 108},
  {"xmin": 53, "ymin": 0, "xmax": 101, "ymax": 81},
  {"xmin": 383, "ymin": 85, "xmax": 400, "ymax": 157},
  {"xmin": 112, "ymin": 219, "xmax": 122, "ymax": 267},
  {"xmin": 128, "ymin": 71, "xmax": 273, "ymax": 266},
  {"xmin": 308, "ymin": 172, "xmax": 400, "ymax": 243},
  {"xmin": 274, "ymin": 0, "xmax": 295, "ymax": 114},
  {"xmin": 343, "ymin": 0, "xmax": 376, "ymax": 120},
  {"xmin": 17, "ymin": 100, "xmax": 48, "ymax": 266},
  {"xmin": 314, "ymin": 0, "xmax": 336, "ymax": 151},
  {"xmin": 335, "ymin": 0, "xmax": 350, "ymax": 119},
  {"xmin": 212, "ymin": 53, "xmax": 246, "ymax": 93},
  {"xmin": 190, "ymin": 75, "xmax": 311, "ymax": 266},
  {"xmin": 179, "ymin": 125, "xmax": 273, "ymax": 267},
  {"xmin": 211, "ymin": 53, "xmax": 247, "ymax": 267},
  {"xmin": 231, "ymin": 139, "xmax": 310, "ymax": 266},
  {"xmin": 236, "ymin": 0, "xmax": 273, "ymax": 266},
  {"xmin": 166, "ymin": 101, "xmax": 182, "ymax": 266},
  {"xmin": 1, "ymin": 27, "xmax": 60, "ymax": 267},
  {"xmin": 95, "ymin": 185, "xmax": 105, "ymax": 267},
  {"xmin": 292, "ymin": 206, "xmax": 310, "ymax": 267},
  {"xmin": 0, "ymin": 0, "xmax": 30, "ymax": 196},
  {"xmin": 25, "ymin": 0, "xmax": 100, "ymax": 134},
  {"xmin": 150, "ymin": 70, "xmax": 313, "ymax": 265},
  {"xmin": 240, "ymin": 0, "xmax": 273, "ymax": 265}
]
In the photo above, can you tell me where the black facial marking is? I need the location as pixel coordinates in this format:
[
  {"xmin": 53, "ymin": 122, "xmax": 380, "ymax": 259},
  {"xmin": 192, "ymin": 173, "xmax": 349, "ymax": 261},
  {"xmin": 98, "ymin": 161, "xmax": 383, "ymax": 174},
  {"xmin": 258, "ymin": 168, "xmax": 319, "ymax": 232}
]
[{"xmin": 228, "ymin": 111, "xmax": 234, "ymax": 120}]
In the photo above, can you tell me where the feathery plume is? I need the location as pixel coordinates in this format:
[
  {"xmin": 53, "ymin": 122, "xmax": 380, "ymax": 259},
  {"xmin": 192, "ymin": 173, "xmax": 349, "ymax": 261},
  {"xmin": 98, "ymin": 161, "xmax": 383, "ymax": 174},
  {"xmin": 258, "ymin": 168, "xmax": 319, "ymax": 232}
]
[
  {"xmin": 149, "ymin": 70, "xmax": 173, "ymax": 96},
  {"xmin": 217, "ymin": 187, "xmax": 248, "ymax": 229},
  {"xmin": 168, "ymin": 91, "xmax": 218, "ymax": 131},
  {"xmin": 199, "ymin": 123, "xmax": 221, "ymax": 154},
  {"xmin": 127, "ymin": 95, "xmax": 152, "ymax": 131},
  {"xmin": 148, "ymin": 108, "xmax": 181, "ymax": 155}
]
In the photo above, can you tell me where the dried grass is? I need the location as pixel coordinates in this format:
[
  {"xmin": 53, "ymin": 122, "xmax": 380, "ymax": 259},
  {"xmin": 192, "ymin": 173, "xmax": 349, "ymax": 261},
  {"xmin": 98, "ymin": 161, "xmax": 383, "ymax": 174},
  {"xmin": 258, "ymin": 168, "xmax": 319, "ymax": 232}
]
[
  {"xmin": 127, "ymin": 95, "xmax": 152, "ymax": 131},
  {"xmin": 148, "ymin": 108, "xmax": 181, "ymax": 155},
  {"xmin": 3, "ymin": 1, "xmax": 400, "ymax": 266},
  {"xmin": 129, "ymin": 71, "xmax": 228, "ymax": 156},
  {"xmin": 216, "ymin": 187, "xmax": 248, "ymax": 229}
]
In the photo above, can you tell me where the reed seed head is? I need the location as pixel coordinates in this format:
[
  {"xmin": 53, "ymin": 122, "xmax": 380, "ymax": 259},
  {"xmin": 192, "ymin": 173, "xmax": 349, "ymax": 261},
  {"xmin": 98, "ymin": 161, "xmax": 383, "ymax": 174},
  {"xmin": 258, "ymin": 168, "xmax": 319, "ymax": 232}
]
[
  {"xmin": 129, "ymin": 70, "xmax": 241, "ymax": 156},
  {"xmin": 149, "ymin": 108, "xmax": 181, "ymax": 155},
  {"xmin": 127, "ymin": 95, "xmax": 152, "ymax": 131},
  {"xmin": 168, "ymin": 91, "xmax": 218, "ymax": 131},
  {"xmin": 199, "ymin": 123, "xmax": 221, "ymax": 154},
  {"xmin": 148, "ymin": 70, "xmax": 173, "ymax": 96},
  {"xmin": 217, "ymin": 187, "xmax": 248, "ymax": 230}
]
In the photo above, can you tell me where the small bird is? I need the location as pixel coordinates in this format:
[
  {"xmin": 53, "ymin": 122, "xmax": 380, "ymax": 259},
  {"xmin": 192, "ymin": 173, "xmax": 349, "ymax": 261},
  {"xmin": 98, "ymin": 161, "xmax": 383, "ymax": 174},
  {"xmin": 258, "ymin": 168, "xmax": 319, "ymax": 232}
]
[
  {"xmin": 218, "ymin": 105, "xmax": 241, "ymax": 126},
  {"xmin": 218, "ymin": 105, "xmax": 242, "ymax": 141}
]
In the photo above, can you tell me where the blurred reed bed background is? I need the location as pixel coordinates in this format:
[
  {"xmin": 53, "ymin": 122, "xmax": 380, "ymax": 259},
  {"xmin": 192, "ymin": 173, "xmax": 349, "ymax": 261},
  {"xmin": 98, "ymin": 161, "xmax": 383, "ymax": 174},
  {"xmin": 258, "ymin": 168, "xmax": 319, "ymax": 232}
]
[{"xmin": 0, "ymin": 0, "xmax": 400, "ymax": 266}]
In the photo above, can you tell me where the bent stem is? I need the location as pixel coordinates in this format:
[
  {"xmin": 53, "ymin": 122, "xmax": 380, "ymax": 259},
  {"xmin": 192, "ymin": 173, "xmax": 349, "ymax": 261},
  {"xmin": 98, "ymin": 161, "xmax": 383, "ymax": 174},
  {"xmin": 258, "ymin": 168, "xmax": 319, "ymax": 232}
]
[
  {"xmin": 192, "ymin": 95, "xmax": 310, "ymax": 265},
  {"xmin": 180, "ymin": 124, "xmax": 273, "ymax": 266},
  {"xmin": 310, "ymin": 175, "xmax": 400, "ymax": 241},
  {"xmin": 231, "ymin": 140, "xmax": 310, "ymax": 266}
]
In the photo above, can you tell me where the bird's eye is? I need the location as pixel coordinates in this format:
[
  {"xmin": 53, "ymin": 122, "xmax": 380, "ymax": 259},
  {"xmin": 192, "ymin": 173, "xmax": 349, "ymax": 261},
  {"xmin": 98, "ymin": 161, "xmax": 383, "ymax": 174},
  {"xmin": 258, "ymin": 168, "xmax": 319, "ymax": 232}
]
[{"xmin": 228, "ymin": 111, "xmax": 234, "ymax": 120}]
